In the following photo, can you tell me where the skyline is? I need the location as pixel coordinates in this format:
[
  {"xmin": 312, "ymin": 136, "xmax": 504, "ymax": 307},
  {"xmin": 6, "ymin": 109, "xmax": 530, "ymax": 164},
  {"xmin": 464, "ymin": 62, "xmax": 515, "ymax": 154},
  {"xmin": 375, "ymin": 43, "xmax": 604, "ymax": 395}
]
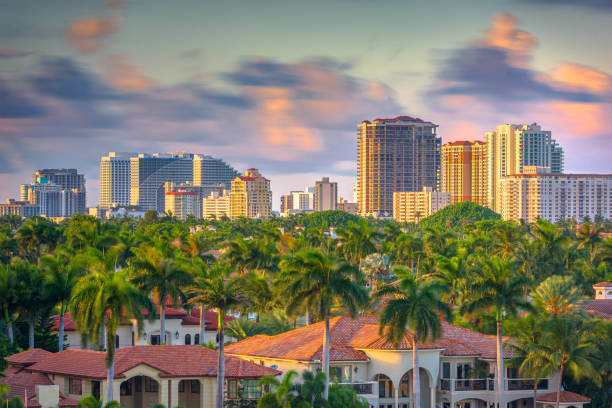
[{"xmin": 1, "ymin": 0, "xmax": 611, "ymax": 211}]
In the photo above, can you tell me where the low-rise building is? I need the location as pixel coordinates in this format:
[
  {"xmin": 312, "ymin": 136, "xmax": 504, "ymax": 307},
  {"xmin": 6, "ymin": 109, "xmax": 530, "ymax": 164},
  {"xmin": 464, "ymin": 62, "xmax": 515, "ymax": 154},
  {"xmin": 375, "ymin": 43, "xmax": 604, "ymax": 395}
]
[
  {"xmin": 165, "ymin": 187, "xmax": 202, "ymax": 220},
  {"xmin": 0, "ymin": 199, "xmax": 40, "ymax": 217},
  {"xmin": 337, "ymin": 198, "xmax": 359, "ymax": 215},
  {"xmin": 202, "ymin": 191, "xmax": 230, "ymax": 219},
  {"xmin": 583, "ymin": 281, "xmax": 612, "ymax": 319},
  {"xmin": 393, "ymin": 187, "xmax": 450, "ymax": 223}
]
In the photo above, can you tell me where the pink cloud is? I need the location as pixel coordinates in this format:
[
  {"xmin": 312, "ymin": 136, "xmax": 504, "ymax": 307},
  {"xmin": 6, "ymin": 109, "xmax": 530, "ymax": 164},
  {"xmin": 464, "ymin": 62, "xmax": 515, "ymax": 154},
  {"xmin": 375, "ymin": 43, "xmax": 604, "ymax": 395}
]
[
  {"xmin": 104, "ymin": 55, "xmax": 157, "ymax": 92},
  {"xmin": 64, "ymin": 12, "xmax": 119, "ymax": 53},
  {"xmin": 475, "ymin": 13, "xmax": 537, "ymax": 65}
]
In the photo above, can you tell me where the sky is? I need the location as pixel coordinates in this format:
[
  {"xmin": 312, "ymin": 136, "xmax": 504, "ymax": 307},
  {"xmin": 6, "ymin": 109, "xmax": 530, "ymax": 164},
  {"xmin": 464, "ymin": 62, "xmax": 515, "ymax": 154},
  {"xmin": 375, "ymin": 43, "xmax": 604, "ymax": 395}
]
[{"xmin": 0, "ymin": 0, "xmax": 611, "ymax": 211}]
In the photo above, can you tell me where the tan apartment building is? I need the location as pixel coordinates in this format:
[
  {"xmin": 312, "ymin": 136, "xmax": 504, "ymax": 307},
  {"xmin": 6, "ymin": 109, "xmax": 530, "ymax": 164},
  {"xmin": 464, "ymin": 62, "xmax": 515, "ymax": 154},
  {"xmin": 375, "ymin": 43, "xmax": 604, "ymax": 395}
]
[
  {"xmin": 314, "ymin": 177, "xmax": 337, "ymax": 211},
  {"xmin": 498, "ymin": 167, "xmax": 610, "ymax": 223},
  {"xmin": 393, "ymin": 187, "xmax": 450, "ymax": 223},
  {"xmin": 202, "ymin": 191, "xmax": 230, "ymax": 219},
  {"xmin": 229, "ymin": 168, "xmax": 272, "ymax": 219},
  {"xmin": 441, "ymin": 141, "xmax": 487, "ymax": 206},
  {"xmin": 358, "ymin": 116, "xmax": 441, "ymax": 217},
  {"xmin": 164, "ymin": 185, "xmax": 202, "ymax": 220}
]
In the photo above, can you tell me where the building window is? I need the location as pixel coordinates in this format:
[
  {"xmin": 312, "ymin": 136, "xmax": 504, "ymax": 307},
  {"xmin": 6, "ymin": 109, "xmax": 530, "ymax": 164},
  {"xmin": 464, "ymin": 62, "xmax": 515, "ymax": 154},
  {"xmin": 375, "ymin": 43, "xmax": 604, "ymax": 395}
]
[
  {"xmin": 442, "ymin": 362, "xmax": 451, "ymax": 378},
  {"xmin": 194, "ymin": 334, "xmax": 200, "ymax": 344},
  {"xmin": 68, "ymin": 378, "xmax": 82, "ymax": 395},
  {"xmin": 120, "ymin": 379, "xmax": 132, "ymax": 396},
  {"xmin": 116, "ymin": 335, "xmax": 120, "ymax": 349},
  {"xmin": 185, "ymin": 334, "xmax": 191, "ymax": 345},
  {"xmin": 178, "ymin": 381, "xmax": 185, "ymax": 392},
  {"xmin": 134, "ymin": 376, "xmax": 142, "ymax": 393},
  {"xmin": 150, "ymin": 335, "xmax": 161, "ymax": 345},
  {"xmin": 145, "ymin": 377, "xmax": 159, "ymax": 392},
  {"xmin": 244, "ymin": 380, "xmax": 261, "ymax": 399},
  {"xmin": 191, "ymin": 380, "xmax": 200, "ymax": 394},
  {"xmin": 227, "ymin": 380, "xmax": 238, "ymax": 399}
]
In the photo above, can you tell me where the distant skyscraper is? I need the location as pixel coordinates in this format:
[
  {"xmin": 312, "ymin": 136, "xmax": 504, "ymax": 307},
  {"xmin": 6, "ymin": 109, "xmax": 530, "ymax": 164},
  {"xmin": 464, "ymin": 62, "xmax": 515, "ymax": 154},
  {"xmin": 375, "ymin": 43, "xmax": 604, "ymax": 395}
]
[
  {"xmin": 229, "ymin": 168, "xmax": 272, "ymax": 219},
  {"xmin": 486, "ymin": 123, "xmax": 564, "ymax": 212},
  {"xmin": 34, "ymin": 168, "xmax": 86, "ymax": 213},
  {"xmin": 393, "ymin": 187, "xmax": 450, "ymax": 223},
  {"xmin": 193, "ymin": 154, "xmax": 240, "ymax": 189},
  {"xmin": 314, "ymin": 177, "xmax": 337, "ymax": 211},
  {"xmin": 100, "ymin": 152, "xmax": 135, "ymax": 209},
  {"xmin": 357, "ymin": 116, "xmax": 441, "ymax": 216},
  {"xmin": 441, "ymin": 141, "xmax": 487, "ymax": 206}
]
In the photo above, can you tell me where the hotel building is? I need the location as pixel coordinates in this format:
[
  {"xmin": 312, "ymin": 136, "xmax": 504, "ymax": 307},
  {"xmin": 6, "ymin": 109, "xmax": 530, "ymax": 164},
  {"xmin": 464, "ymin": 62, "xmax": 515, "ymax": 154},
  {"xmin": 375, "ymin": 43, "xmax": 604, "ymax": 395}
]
[
  {"xmin": 164, "ymin": 184, "xmax": 202, "ymax": 220},
  {"xmin": 485, "ymin": 123, "xmax": 563, "ymax": 212},
  {"xmin": 202, "ymin": 191, "xmax": 230, "ymax": 219},
  {"xmin": 441, "ymin": 141, "xmax": 487, "ymax": 206},
  {"xmin": 498, "ymin": 168, "xmax": 611, "ymax": 223},
  {"xmin": 99, "ymin": 152, "xmax": 135, "ymax": 208},
  {"xmin": 0, "ymin": 199, "xmax": 40, "ymax": 217},
  {"xmin": 357, "ymin": 116, "xmax": 441, "ymax": 217},
  {"xmin": 229, "ymin": 168, "xmax": 272, "ymax": 219},
  {"xmin": 393, "ymin": 187, "xmax": 450, "ymax": 223}
]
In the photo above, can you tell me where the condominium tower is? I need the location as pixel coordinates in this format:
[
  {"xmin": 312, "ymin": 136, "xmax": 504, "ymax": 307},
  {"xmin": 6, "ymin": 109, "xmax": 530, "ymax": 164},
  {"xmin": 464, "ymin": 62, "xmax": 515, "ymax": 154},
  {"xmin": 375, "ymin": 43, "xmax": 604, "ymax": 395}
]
[
  {"xmin": 100, "ymin": 152, "xmax": 135, "ymax": 208},
  {"xmin": 229, "ymin": 168, "xmax": 272, "ymax": 219},
  {"xmin": 357, "ymin": 116, "xmax": 441, "ymax": 216},
  {"xmin": 33, "ymin": 168, "xmax": 86, "ymax": 214},
  {"xmin": 486, "ymin": 123, "xmax": 563, "ymax": 212},
  {"xmin": 393, "ymin": 187, "xmax": 450, "ymax": 223},
  {"xmin": 314, "ymin": 177, "xmax": 337, "ymax": 211},
  {"xmin": 498, "ymin": 167, "xmax": 610, "ymax": 223},
  {"xmin": 441, "ymin": 141, "xmax": 487, "ymax": 206}
]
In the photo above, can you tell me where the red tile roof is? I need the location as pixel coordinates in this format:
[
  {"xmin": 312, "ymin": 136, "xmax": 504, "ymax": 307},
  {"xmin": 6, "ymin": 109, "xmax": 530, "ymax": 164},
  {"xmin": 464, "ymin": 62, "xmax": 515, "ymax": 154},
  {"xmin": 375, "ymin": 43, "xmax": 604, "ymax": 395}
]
[
  {"xmin": 536, "ymin": 390, "xmax": 591, "ymax": 403},
  {"xmin": 593, "ymin": 281, "xmax": 612, "ymax": 287},
  {"xmin": 0, "ymin": 372, "xmax": 79, "ymax": 408},
  {"xmin": 225, "ymin": 316, "xmax": 512, "ymax": 362},
  {"xmin": 582, "ymin": 299, "xmax": 612, "ymax": 319},
  {"xmin": 6, "ymin": 348, "xmax": 52, "ymax": 366},
  {"xmin": 26, "ymin": 345, "xmax": 280, "ymax": 379}
]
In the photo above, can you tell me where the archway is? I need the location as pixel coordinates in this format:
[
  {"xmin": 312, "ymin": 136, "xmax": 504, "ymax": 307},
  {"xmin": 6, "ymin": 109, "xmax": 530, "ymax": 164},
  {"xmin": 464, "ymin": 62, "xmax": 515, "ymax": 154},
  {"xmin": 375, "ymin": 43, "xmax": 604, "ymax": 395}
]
[
  {"xmin": 178, "ymin": 379, "xmax": 202, "ymax": 408},
  {"xmin": 399, "ymin": 368, "xmax": 431, "ymax": 408},
  {"xmin": 120, "ymin": 375, "xmax": 160, "ymax": 408},
  {"xmin": 373, "ymin": 373, "xmax": 394, "ymax": 401}
]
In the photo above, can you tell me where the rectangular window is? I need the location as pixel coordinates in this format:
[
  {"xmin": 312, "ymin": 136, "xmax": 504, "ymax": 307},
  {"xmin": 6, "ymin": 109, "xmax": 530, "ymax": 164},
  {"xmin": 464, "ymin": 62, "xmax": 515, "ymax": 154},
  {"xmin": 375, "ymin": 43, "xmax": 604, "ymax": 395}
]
[
  {"xmin": 190, "ymin": 380, "xmax": 200, "ymax": 394},
  {"xmin": 120, "ymin": 379, "xmax": 132, "ymax": 396},
  {"xmin": 145, "ymin": 377, "xmax": 159, "ymax": 392},
  {"xmin": 227, "ymin": 380, "xmax": 238, "ymax": 399},
  {"xmin": 68, "ymin": 378, "xmax": 82, "ymax": 395},
  {"xmin": 178, "ymin": 381, "xmax": 184, "ymax": 392},
  {"xmin": 442, "ymin": 362, "xmax": 451, "ymax": 379},
  {"xmin": 135, "ymin": 377, "xmax": 142, "ymax": 393}
]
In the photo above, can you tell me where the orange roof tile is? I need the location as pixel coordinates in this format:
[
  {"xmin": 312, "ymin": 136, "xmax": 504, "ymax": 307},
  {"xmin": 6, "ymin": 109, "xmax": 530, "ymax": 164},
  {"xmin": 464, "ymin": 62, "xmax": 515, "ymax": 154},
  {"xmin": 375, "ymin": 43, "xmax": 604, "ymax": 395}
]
[
  {"xmin": 593, "ymin": 281, "xmax": 612, "ymax": 287},
  {"xmin": 536, "ymin": 390, "xmax": 591, "ymax": 403},
  {"xmin": 582, "ymin": 299, "xmax": 612, "ymax": 319},
  {"xmin": 5, "ymin": 348, "xmax": 52, "ymax": 366},
  {"xmin": 0, "ymin": 372, "xmax": 79, "ymax": 408}
]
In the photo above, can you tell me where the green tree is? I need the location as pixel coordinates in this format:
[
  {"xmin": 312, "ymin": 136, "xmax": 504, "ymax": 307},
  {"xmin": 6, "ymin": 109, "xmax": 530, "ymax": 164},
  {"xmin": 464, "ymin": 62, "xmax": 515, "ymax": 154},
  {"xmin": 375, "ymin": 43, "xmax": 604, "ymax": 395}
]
[
  {"xmin": 461, "ymin": 256, "xmax": 531, "ymax": 408},
  {"xmin": 278, "ymin": 249, "xmax": 368, "ymax": 399},
  {"xmin": 531, "ymin": 276, "xmax": 584, "ymax": 317},
  {"xmin": 14, "ymin": 260, "xmax": 46, "ymax": 348},
  {"xmin": 225, "ymin": 318, "xmax": 262, "ymax": 341},
  {"xmin": 336, "ymin": 218, "xmax": 381, "ymax": 267},
  {"xmin": 70, "ymin": 267, "xmax": 153, "ymax": 404},
  {"xmin": 375, "ymin": 267, "xmax": 450, "ymax": 408},
  {"xmin": 0, "ymin": 265, "xmax": 19, "ymax": 344},
  {"xmin": 257, "ymin": 370, "xmax": 308, "ymax": 408}
]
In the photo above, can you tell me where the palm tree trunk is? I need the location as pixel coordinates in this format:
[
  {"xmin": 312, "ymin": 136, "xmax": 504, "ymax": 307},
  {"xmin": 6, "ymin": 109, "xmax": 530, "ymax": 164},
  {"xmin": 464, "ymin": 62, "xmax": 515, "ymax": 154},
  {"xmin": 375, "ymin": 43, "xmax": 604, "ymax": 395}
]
[
  {"xmin": 555, "ymin": 364, "xmax": 564, "ymax": 408},
  {"xmin": 29, "ymin": 316, "xmax": 35, "ymax": 349},
  {"xmin": 305, "ymin": 308, "xmax": 310, "ymax": 326},
  {"xmin": 216, "ymin": 310, "xmax": 225, "ymax": 408},
  {"xmin": 161, "ymin": 304, "xmax": 166, "ymax": 344},
  {"xmin": 105, "ymin": 358, "xmax": 115, "ymax": 404},
  {"xmin": 322, "ymin": 314, "xmax": 330, "ymax": 400},
  {"xmin": 496, "ymin": 318, "xmax": 505, "ymax": 408},
  {"xmin": 532, "ymin": 377, "xmax": 537, "ymax": 408},
  {"xmin": 5, "ymin": 310, "xmax": 14, "ymax": 344},
  {"xmin": 59, "ymin": 303, "xmax": 65, "ymax": 352},
  {"xmin": 199, "ymin": 304, "xmax": 205, "ymax": 343},
  {"xmin": 412, "ymin": 336, "xmax": 420, "ymax": 408}
]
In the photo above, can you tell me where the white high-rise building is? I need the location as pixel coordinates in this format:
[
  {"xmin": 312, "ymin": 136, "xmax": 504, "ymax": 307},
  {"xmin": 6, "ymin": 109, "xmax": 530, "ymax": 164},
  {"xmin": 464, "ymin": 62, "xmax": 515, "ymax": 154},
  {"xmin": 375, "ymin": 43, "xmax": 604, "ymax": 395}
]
[
  {"xmin": 486, "ymin": 123, "xmax": 564, "ymax": 212},
  {"xmin": 498, "ymin": 167, "xmax": 610, "ymax": 223},
  {"xmin": 100, "ymin": 152, "xmax": 135, "ymax": 208}
]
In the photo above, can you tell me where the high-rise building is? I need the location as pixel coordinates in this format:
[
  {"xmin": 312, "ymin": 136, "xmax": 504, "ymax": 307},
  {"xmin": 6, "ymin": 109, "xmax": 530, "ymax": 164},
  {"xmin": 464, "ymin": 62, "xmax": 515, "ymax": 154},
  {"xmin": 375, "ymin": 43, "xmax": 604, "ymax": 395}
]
[
  {"xmin": 193, "ymin": 155, "xmax": 240, "ymax": 189},
  {"xmin": 229, "ymin": 168, "xmax": 272, "ymax": 219},
  {"xmin": 393, "ymin": 187, "xmax": 450, "ymax": 224},
  {"xmin": 100, "ymin": 152, "xmax": 135, "ymax": 209},
  {"xmin": 314, "ymin": 177, "xmax": 337, "ymax": 211},
  {"xmin": 202, "ymin": 191, "xmax": 230, "ymax": 219},
  {"xmin": 164, "ymin": 183, "xmax": 202, "ymax": 220},
  {"xmin": 280, "ymin": 194, "xmax": 293, "ymax": 215},
  {"xmin": 33, "ymin": 169, "xmax": 86, "ymax": 213},
  {"xmin": 280, "ymin": 188, "xmax": 314, "ymax": 216},
  {"xmin": 441, "ymin": 141, "xmax": 487, "ymax": 206},
  {"xmin": 0, "ymin": 199, "xmax": 40, "ymax": 217},
  {"xmin": 486, "ymin": 123, "xmax": 564, "ymax": 212},
  {"xmin": 357, "ymin": 116, "xmax": 441, "ymax": 216},
  {"xmin": 498, "ymin": 168, "xmax": 610, "ymax": 223}
]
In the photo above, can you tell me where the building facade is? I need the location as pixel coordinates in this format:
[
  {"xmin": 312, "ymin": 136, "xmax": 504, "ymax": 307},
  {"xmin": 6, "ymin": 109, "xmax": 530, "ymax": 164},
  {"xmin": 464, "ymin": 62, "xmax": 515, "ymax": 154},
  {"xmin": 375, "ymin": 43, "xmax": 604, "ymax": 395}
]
[
  {"xmin": 441, "ymin": 141, "xmax": 487, "ymax": 206},
  {"xmin": 0, "ymin": 199, "xmax": 40, "ymax": 217},
  {"xmin": 33, "ymin": 169, "xmax": 86, "ymax": 214},
  {"xmin": 202, "ymin": 191, "xmax": 230, "ymax": 219},
  {"xmin": 164, "ymin": 186, "xmax": 202, "ymax": 220},
  {"xmin": 193, "ymin": 155, "xmax": 240, "ymax": 190},
  {"xmin": 358, "ymin": 116, "xmax": 441, "ymax": 217},
  {"xmin": 337, "ymin": 198, "xmax": 359, "ymax": 215},
  {"xmin": 498, "ymin": 169, "xmax": 611, "ymax": 223},
  {"xmin": 486, "ymin": 123, "xmax": 564, "ymax": 212},
  {"xmin": 314, "ymin": 177, "xmax": 337, "ymax": 211},
  {"xmin": 229, "ymin": 169, "xmax": 272, "ymax": 219},
  {"xmin": 393, "ymin": 187, "xmax": 450, "ymax": 223},
  {"xmin": 99, "ymin": 152, "xmax": 135, "ymax": 208}
]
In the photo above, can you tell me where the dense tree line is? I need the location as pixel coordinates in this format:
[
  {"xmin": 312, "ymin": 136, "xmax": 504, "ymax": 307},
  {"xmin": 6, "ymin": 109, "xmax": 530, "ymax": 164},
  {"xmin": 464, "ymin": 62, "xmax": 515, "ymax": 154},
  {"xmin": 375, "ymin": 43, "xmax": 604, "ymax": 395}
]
[{"xmin": 0, "ymin": 205, "xmax": 611, "ymax": 407}]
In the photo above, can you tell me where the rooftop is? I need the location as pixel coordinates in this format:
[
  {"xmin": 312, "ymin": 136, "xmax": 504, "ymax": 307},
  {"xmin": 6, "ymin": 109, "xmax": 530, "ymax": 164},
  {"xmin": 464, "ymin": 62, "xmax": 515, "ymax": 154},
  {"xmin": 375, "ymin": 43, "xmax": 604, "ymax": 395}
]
[{"xmin": 535, "ymin": 390, "xmax": 590, "ymax": 403}]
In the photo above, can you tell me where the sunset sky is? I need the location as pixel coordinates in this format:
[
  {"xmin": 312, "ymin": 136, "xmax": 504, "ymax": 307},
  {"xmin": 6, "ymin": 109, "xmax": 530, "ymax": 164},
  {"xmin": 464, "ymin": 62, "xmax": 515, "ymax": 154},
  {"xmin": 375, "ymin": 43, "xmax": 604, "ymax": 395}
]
[{"xmin": 1, "ymin": 0, "xmax": 611, "ymax": 210}]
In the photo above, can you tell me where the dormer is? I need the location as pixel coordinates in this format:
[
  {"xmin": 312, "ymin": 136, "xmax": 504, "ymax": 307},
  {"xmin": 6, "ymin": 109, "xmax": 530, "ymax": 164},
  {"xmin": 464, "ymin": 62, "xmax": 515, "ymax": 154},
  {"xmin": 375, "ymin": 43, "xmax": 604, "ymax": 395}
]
[{"xmin": 593, "ymin": 282, "xmax": 612, "ymax": 300}]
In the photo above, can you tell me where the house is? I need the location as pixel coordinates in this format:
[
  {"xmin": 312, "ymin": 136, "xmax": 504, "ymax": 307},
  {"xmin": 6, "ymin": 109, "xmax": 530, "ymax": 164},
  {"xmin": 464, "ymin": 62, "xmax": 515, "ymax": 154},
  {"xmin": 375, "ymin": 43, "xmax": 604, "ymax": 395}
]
[
  {"xmin": 583, "ymin": 282, "xmax": 612, "ymax": 319},
  {"xmin": 4, "ymin": 345, "xmax": 280, "ymax": 408},
  {"xmin": 226, "ymin": 315, "xmax": 567, "ymax": 408},
  {"xmin": 535, "ymin": 391, "xmax": 590, "ymax": 408},
  {"xmin": 52, "ymin": 306, "xmax": 234, "ymax": 349}
]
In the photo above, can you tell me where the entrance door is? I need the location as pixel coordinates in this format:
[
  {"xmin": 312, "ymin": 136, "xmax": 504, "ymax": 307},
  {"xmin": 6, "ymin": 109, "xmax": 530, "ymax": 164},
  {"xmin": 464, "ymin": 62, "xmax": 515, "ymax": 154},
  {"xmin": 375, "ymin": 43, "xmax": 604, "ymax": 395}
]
[{"xmin": 92, "ymin": 381, "xmax": 101, "ymax": 400}]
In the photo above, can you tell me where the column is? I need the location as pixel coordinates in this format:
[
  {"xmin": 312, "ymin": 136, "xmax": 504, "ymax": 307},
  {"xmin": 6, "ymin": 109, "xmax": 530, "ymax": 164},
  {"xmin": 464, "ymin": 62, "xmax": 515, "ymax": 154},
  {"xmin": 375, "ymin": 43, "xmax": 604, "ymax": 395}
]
[
  {"xmin": 430, "ymin": 386, "xmax": 436, "ymax": 408},
  {"xmin": 111, "ymin": 380, "xmax": 121, "ymax": 403},
  {"xmin": 170, "ymin": 380, "xmax": 179, "ymax": 408},
  {"xmin": 159, "ymin": 379, "xmax": 169, "ymax": 407},
  {"xmin": 394, "ymin": 383, "xmax": 399, "ymax": 408}
]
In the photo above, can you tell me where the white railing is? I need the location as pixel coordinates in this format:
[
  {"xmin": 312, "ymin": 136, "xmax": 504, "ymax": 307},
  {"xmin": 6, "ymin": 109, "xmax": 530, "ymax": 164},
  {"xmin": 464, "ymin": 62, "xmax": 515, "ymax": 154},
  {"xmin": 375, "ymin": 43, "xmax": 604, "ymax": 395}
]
[{"xmin": 439, "ymin": 378, "xmax": 549, "ymax": 392}]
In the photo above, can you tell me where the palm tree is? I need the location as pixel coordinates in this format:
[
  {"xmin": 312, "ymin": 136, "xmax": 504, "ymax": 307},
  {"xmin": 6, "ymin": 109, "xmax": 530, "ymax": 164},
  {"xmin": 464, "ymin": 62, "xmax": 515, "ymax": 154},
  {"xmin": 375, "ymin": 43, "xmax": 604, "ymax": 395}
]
[
  {"xmin": 130, "ymin": 242, "xmax": 193, "ymax": 344},
  {"xmin": 461, "ymin": 256, "xmax": 531, "ymax": 408},
  {"xmin": 375, "ymin": 267, "xmax": 450, "ymax": 408},
  {"xmin": 257, "ymin": 370, "xmax": 308, "ymax": 408},
  {"xmin": 15, "ymin": 260, "xmax": 46, "ymax": 349},
  {"xmin": 225, "ymin": 317, "xmax": 262, "ymax": 341},
  {"xmin": 186, "ymin": 256, "xmax": 211, "ymax": 344},
  {"xmin": 0, "ymin": 265, "xmax": 19, "ymax": 344},
  {"xmin": 42, "ymin": 251, "xmax": 84, "ymax": 351},
  {"xmin": 531, "ymin": 276, "xmax": 585, "ymax": 317},
  {"xmin": 299, "ymin": 370, "xmax": 327, "ymax": 407},
  {"xmin": 336, "ymin": 218, "xmax": 381, "ymax": 267},
  {"xmin": 188, "ymin": 262, "xmax": 251, "ymax": 408},
  {"xmin": 576, "ymin": 222, "xmax": 603, "ymax": 263},
  {"xmin": 14, "ymin": 216, "xmax": 60, "ymax": 261},
  {"xmin": 70, "ymin": 267, "xmax": 153, "ymax": 404},
  {"xmin": 434, "ymin": 248, "xmax": 468, "ymax": 305},
  {"xmin": 278, "ymin": 249, "xmax": 368, "ymax": 400}
]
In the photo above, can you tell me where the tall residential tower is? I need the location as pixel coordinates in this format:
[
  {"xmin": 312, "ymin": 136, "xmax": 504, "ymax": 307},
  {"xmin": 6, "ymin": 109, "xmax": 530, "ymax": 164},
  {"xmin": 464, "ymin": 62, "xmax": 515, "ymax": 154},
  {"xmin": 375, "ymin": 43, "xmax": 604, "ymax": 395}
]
[{"xmin": 441, "ymin": 141, "xmax": 487, "ymax": 206}]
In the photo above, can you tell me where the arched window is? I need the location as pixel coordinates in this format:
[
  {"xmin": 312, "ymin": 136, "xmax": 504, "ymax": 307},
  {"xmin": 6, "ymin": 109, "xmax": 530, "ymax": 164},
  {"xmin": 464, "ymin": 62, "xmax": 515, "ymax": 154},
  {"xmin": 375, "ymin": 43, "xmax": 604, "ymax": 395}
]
[
  {"xmin": 194, "ymin": 334, "xmax": 200, "ymax": 344},
  {"xmin": 185, "ymin": 334, "xmax": 191, "ymax": 345}
]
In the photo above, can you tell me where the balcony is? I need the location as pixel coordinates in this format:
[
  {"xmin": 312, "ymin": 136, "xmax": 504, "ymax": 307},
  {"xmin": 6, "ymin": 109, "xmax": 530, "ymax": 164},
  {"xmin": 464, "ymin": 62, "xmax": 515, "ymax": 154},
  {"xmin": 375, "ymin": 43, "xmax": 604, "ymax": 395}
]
[
  {"xmin": 507, "ymin": 378, "xmax": 548, "ymax": 391},
  {"xmin": 439, "ymin": 378, "xmax": 548, "ymax": 393},
  {"xmin": 439, "ymin": 379, "xmax": 489, "ymax": 392},
  {"xmin": 338, "ymin": 382, "xmax": 378, "ymax": 405}
]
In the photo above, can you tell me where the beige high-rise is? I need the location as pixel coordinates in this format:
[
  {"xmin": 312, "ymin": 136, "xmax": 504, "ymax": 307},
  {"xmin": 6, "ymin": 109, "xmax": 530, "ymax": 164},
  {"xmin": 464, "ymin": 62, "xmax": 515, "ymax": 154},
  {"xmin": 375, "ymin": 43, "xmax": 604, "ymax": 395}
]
[
  {"xmin": 315, "ymin": 177, "xmax": 337, "ymax": 211},
  {"xmin": 441, "ymin": 141, "xmax": 487, "ymax": 206},
  {"xmin": 393, "ymin": 187, "xmax": 450, "ymax": 223},
  {"xmin": 229, "ymin": 168, "xmax": 272, "ymax": 219}
]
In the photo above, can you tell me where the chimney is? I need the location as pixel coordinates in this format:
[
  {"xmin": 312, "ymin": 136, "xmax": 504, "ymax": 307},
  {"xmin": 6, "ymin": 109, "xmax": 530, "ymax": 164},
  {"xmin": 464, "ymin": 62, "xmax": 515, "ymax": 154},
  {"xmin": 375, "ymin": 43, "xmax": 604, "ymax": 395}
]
[{"xmin": 36, "ymin": 385, "xmax": 59, "ymax": 408}]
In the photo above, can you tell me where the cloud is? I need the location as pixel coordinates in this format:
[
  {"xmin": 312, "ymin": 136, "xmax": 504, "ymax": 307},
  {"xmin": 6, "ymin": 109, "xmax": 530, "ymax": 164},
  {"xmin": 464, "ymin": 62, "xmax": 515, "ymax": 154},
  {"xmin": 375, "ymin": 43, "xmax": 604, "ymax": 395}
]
[
  {"xmin": 0, "ymin": 81, "xmax": 45, "ymax": 118},
  {"xmin": 475, "ymin": 13, "xmax": 537, "ymax": 66},
  {"xmin": 516, "ymin": 0, "xmax": 612, "ymax": 11},
  {"xmin": 0, "ymin": 48, "xmax": 32, "ymax": 58},
  {"xmin": 104, "ymin": 55, "xmax": 157, "ymax": 93},
  {"xmin": 65, "ymin": 15, "xmax": 119, "ymax": 53}
]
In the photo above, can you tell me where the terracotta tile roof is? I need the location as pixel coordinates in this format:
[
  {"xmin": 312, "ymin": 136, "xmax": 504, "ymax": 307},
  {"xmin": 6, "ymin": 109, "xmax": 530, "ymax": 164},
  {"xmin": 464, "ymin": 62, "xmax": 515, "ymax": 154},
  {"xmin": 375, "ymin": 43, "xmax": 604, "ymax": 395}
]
[
  {"xmin": 0, "ymin": 372, "xmax": 79, "ymax": 408},
  {"xmin": 536, "ymin": 390, "xmax": 591, "ymax": 403},
  {"xmin": 180, "ymin": 308, "xmax": 235, "ymax": 329},
  {"xmin": 5, "ymin": 348, "xmax": 52, "ymax": 366},
  {"xmin": 226, "ymin": 315, "xmax": 514, "ymax": 362},
  {"xmin": 593, "ymin": 281, "xmax": 612, "ymax": 287},
  {"xmin": 582, "ymin": 299, "xmax": 612, "ymax": 319},
  {"xmin": 26, "ymin": 345, "xmax": 280, "ymax": 379}
]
